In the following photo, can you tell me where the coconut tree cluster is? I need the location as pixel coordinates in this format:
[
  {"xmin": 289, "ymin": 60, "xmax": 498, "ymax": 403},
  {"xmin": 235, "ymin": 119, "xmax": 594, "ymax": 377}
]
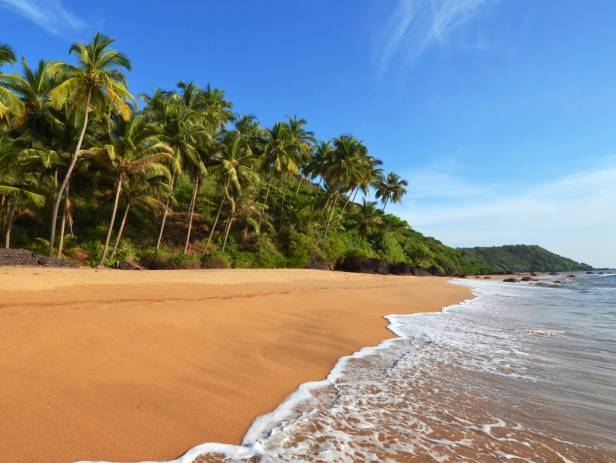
[{"xmin": 1, "ymin": 34, "xmax": 491, "ymax": 275}]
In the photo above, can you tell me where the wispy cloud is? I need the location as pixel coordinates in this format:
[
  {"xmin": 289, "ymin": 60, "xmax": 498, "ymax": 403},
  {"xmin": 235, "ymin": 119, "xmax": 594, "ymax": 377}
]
[
  {"xmin": 378, "ymin": 0, "xmax": 494, "ymax": 76},
  {"xmin": 392, "ymin": 158, "xmax": 616, "ymax": 268},
  {"xmin": 0, "ymin": 0, "xmax": 86, "ymax": 36}
]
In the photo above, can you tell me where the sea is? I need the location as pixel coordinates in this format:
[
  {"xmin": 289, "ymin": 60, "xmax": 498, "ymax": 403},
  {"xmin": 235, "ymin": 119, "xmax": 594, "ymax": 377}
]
[{"xmin": 85, "ymin": 272, "xmax": 616, "ymax": 463}]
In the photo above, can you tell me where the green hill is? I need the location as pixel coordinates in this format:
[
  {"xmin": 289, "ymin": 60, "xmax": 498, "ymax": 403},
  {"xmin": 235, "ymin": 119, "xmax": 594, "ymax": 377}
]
[{"xmin": 458, "ymin": 245, "xmax": 592, "ymax": 273}]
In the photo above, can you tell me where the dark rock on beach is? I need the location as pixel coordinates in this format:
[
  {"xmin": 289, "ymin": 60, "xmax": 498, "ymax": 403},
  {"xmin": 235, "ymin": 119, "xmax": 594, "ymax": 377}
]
[
  {"xmin": 0, "ymin": 249, "xmax": 77, "ymax": 268},
  {"xmin": 503, "ymin": 278, "xmax": 520, "ymax": 283}
]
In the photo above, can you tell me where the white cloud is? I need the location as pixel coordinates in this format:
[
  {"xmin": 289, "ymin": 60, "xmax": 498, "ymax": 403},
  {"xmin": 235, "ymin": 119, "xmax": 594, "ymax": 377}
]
[
  {"xmin": 0, "ymin": 0, "xmax": 86, "ymax": 36},
  {"xmin": 378, "ymin": 0, "xmax": 494, "ymax": 76},
  {"xmin": 392, "ymin": 160, "xmax": 616, "ymax": 268}
]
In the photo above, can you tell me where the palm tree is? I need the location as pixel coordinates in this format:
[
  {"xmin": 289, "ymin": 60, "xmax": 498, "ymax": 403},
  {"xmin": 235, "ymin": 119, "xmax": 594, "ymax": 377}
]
[
  {"xmin": 375, "ymin": 172, "xmax": 408, "ymax": 212},
  {"xmin": 109, "ymin": 171, "xmax": 171, "ymax": 261},
  {"xmin": 350, "ymin": 200, "xmax": 383, "ymax": 238},
  {"xmin": 0, "ymin": 138, "xmax": 45, "ymax": 248},
  {"xmin": 321, "ymin": 135, "xmax": 368, "ymax": 239},
  {"xmin": 84, "ymin": 115, "xmax": 172, "ymax": 266},
  {"xmin": 46, "ymin": 33, "xmax": 134, "ymax": 256},
  {"xmin": 0, "ymin": 43, "xmax": 24, "ymax": 122},
  {"xmin": 202, "ymin": 131, "xmax": 259, "ymax": 254}
]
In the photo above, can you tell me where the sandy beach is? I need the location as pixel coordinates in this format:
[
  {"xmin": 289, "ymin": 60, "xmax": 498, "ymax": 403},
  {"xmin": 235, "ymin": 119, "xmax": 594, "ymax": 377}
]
[{"xmin": 0, "ymin": 268, "xmax": 469, "ymax": 463}]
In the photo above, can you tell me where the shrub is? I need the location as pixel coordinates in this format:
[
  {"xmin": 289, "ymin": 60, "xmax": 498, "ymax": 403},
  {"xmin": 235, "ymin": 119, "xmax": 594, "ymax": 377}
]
[
  {"xmin": 170, "ymin": 252, "xmax": 201, "ymax": 269},
  {"xmin": 374, "ymin": 231, "xmax": 407, "ymax": 263},
  {"xmin": 201, "ymin": 251, "xmax": 231, "ymax": 269}
]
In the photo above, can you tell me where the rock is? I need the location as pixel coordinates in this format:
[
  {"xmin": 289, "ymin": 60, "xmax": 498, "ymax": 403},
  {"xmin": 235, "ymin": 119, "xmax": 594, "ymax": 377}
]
[
  {"xmin": 309, "ymin": 255, "xmax": 331, "ymax": 271},
  {"xmin": 37, "ymin": 255, "xmax": 78, "ymax": 268},
  {"xmin": 567, "ymin": 274, "xmax": 576, "ymax": 278},
  {"xmin": 521, "ymin": 276, "xmax": 533, "ymax": 281},
  {"xmin": 586, "ymin": 271, "xmax": 594, "ymax": 274},
  {"xmin": 483, "ymin": 276, "xmax": 492, "ymax": 279},
  {"xmin": 113, "ymin": 261, "xmax": 144, "ymax": 270},
  {"xmin": 530, "ymin": 272, "xmax": 538, "ymax": 277},
  {"xmin": 389, "ymin": 262, "xmax": 433, "ymax": 276},
  {"xmin": 503, "ymin": 278, "xmax": 520, "ymax": 283},
  {"xmin": 554, "ymin": 280, "xmax": 563, "ymax": 284},
  {"xmin": 338, "ymin": 256, "xmax": 390, "ymax": 274}
]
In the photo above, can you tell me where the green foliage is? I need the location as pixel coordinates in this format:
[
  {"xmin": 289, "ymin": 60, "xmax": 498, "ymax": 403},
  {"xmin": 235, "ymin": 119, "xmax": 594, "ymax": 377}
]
[
  {"xmin": 458, "ymin": 245, "xmax": 592, "ymax": 273},
  {"xmin": 373, "ymin": 231, "xmax": 407, "ymax": 263},
  {"xmin": 201, "ymin": 250, "xmax": 231, "ymax": 269}
]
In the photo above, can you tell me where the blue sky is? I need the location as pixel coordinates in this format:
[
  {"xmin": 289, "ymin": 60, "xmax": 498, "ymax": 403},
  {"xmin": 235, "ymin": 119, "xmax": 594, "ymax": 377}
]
[{"xmin": 1, "ymin": 0, "xmax": 615, "ymax": 267}]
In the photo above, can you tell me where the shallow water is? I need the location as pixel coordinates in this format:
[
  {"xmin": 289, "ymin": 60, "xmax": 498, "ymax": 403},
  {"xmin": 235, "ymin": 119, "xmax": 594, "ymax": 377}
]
[{"xmin": 83, "ymin": 273, "xmax": 616, "ymax": 463}]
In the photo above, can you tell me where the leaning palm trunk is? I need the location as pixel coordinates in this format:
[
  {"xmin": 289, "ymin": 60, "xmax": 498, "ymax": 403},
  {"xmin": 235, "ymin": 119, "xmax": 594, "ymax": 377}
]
[
  {"xmin": 318, "ymin": 192, "xmax": 334, "ymax": 222},
  {"xmin": 278, "ymin": 173, "xmax": 289, "ymax": 230},
  {"xmin": 183, "ymin": 174, "xmax": 201, "ymax": 254},
  {"xmin": 336, "ymin": 187, "xmax": 358, "ymax": 227},
  {"xmin": 4, "ymin": 198, "xmax": 18, "ymax": 249},
  {"xmin": 110, "ymin": 203, "xmax": 130, "ymax": 261},
  {"xmin": 156, "ymin": 173, "xmax": 177, "ymax": 250},
  {"xmin": 221, "ymin": 215, "xmax": 234, "ymax": 252},
  {"xmin": 98, "ymin": 178, "xmax": 123, "ymax": 267},
  {"xmin": 57, "ymin": 184, "xmax": 71, "ymax": 257},
  {"xmin": 322, "ymin": 192, "xmax": 339, "ymax": 239},
  {"xmin": 310, "ymin": 177, "xmax": 323, "ymax": 213},
  {"xmin": 49, "ymin": 88, "xmax": 92, "ymax": 256},
  {"xmin": 202, "ymin": 176, "xmax": 230, "ymax": 256},
  {"xmin": 257, "ymin": 174, "xmax": 273, "ymax": 229}
]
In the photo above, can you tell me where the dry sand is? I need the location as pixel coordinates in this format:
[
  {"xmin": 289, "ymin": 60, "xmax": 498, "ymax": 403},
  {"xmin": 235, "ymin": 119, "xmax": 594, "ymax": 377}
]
[{"xmin": 0, "ymin": 267, "xmax": 470, "ymax": 463}]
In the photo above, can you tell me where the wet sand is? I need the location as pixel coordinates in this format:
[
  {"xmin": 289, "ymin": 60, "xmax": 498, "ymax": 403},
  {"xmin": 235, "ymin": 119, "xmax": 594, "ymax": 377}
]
[{"xmin": 0, "ymin": 268, "xmax": 470, "ymax": 463}]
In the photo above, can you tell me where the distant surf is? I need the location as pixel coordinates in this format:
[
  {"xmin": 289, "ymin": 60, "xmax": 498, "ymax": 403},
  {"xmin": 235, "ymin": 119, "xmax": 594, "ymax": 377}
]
[{"xmin": 80, "ymin": 273, "xmax": 616, "ymax": 463}]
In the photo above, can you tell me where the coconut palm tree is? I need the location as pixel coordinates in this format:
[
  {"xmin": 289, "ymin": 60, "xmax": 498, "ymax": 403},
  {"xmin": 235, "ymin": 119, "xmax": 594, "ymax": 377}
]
[
  {"xmin": 0, "ymin": 43, "xmax": 24, "ymax": 122},
  {"xmin": 46, "ymin": 33, "xmax": 135, "ymax": 256},
  {"xmin": 350, "ymin": 199, "xmax": 383, "ymax": 238},
  {"xmin": 203, "ymin": 131, "xmax": 259, "ymax": 254},
  {"xmin": 84, "ymin": 114, "xmax": 172, "ymax": 266},
  {"xmin": 375, "ymin": 172, "xmax": 408, "ymax": 212},
  {"xmin": 109, "ymin": 172, "xmax": 171, "ymax": 261}
]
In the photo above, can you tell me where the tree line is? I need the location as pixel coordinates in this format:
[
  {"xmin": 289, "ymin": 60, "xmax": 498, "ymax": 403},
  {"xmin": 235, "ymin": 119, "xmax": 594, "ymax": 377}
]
[{"xmin": 1, "ymin": 34, "xmax": 488, "ymax": 275}]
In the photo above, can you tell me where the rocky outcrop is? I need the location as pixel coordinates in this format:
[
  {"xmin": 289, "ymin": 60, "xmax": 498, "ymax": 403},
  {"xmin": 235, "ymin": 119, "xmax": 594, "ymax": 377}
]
[
  {"xmin": 337, "ymin": 256, "xmax": 435, "ymax": 276},
  {"xmin": 503, "ymin": 277, "xmax": 520, "ymax": 283},
  {"xmin": 0, "ymin": 249, "xmax": 77, "ymax": 268}
]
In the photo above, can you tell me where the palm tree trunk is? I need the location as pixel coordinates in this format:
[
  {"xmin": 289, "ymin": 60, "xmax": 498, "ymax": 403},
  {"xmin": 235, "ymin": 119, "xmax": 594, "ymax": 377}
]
[
  {"xmin": 295, "ymin": 174, "xmax": 303, "ymax": 195},
  {"xmin": 110, "ymin": 203, "xmax": 130, "ymax": 261},
  {"xmin": 98, "ymin": 178, "xmax": 123, "ymax": 267},
  {"xmin": 221, "ymin": 215, "xmax": 234, "ymax": 252},
  {"xmin": 257, "ymin": 174, "xmax": 273, "ymax": 229},
  {"xmin": 278, "ymin": 173, "xmax": 289, "ymax": 230},
  {"xmin": 49, "ymin": 88, "xmax": 92, "ymax": 256},
  {"xmin": 4, "ymin": 199, "xmax": 18, "ymax": 249},
  {"xmin": 203, "ymin": 176, "xmax": 230, "ymax": 256},
  {"xmin": 57, "ymin": 196, "xmax": 68, "ymax": 257},
  {"xmin": 318, "ymin": 192, "xmax": 333, "ymax": 222},
  {"xmin": 382, "ymin": 197, "xmax": 389, "ymax": 212},
  {"xmin": 336, "ymin": 187, "xmax": 358, "ymax": 226},
  {"xmin": 183, "ymin": 174, "xmax": 200, "ymax": 254},
  {"xmin": 156, "ymin": 172, "xmax": 177, "ymax": 250},
  {"xmin": 322, "ymin": 192, "xmax": 339, "ymax": 239},
  {"xmin": 310, "ymin": 177, "xmax": 323, "ymax": 212}
]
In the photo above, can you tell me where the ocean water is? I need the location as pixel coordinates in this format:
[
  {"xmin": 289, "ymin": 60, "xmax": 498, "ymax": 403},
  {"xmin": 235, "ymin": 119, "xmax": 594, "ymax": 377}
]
[{"xmin": 84, "ymin": 273, "xmax": 616, "ymax": 463}]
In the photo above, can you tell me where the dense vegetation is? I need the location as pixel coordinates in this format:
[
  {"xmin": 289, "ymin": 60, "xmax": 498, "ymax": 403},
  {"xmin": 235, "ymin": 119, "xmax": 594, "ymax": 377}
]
[
  {"xmin": 458, "ymin": 245, "xmax": 592, "ymax": 273},
  {"xmin": 0, "ymin": 34, "xmax": 489, "ymax": 275}
]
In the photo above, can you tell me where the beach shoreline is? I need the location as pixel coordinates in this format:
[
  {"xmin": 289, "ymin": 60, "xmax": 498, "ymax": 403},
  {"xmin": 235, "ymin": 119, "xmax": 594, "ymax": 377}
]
[{"xmin": 0, "ymin": 267, "xmax": 469, "ymax": 463}]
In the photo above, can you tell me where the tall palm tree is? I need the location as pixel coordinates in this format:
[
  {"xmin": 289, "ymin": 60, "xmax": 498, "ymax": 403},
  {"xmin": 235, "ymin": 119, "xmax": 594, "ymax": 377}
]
[
  {"xmin": 84, "ymin": 115, "xmax": 172, "ymax": 266},
  {"xmin": 109, "ymin": 172, "xmax": 171, "ymax": 261},
  {"xmin": 0, "ymin": 43, "xmax": 23, "ymax": 123},
  {"xmin": 203, "ymin": 131, "xmax": 259, "ymax": 254},
  {"xmin": 375, "ymin": 172, "xmax": 408, "ymax": 212},
  {"xmin": 350, "ymin": 200, "xmax": 383, "ymax": 238},
  {"xmin": 46, "ymin": 33, "xmax": 134, "ymax": 256}
]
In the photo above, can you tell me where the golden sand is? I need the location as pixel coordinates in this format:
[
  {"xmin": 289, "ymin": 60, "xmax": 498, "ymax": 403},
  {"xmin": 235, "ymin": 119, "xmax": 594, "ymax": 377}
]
[{"xmin": 0, "ymin": 268, "xmax": 469, "ymax": 463}]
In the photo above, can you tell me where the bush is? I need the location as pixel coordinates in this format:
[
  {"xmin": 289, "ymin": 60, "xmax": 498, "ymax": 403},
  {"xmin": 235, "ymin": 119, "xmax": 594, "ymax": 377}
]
[
  {"xmin": 170, "ymin": 252, "xmax": 201, "ymax": 269},
  {"xmin": 201, "ymin": 251, "xmax": 231, "ymax": 269},
  {"xmin": 374, "ymin": 231, "xmax": 407, "ymax": 263}
]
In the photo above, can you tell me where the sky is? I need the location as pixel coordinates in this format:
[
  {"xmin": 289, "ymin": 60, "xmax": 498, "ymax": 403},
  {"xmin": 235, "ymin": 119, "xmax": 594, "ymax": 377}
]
[{"xmin": 1, "ymin": 0, "xmax": 615, "ymax": 267}]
